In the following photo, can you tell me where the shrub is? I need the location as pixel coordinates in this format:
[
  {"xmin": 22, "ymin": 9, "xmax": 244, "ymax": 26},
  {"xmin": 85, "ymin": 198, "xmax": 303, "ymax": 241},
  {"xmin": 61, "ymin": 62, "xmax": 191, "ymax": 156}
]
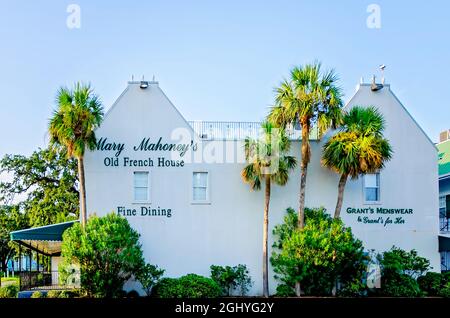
[
  {"xmin": 47, "ymin": 290, "xmax": 61, "ymax": 298},
  {"xmin": 31, "ymin": 291, "xmax": 44, "ymax": 298},
  {"xmin": 376, "ymin": 247, "xmax": 430, "ymax": 297},
  {"xmin": 152, "ymin": 274, "xmax": 221, "ymax": 298},
  {"xmin": 0, "ymin": 285, "xmax": 19, "ymax": 298},
  {"xmin": 275, "ymin": 284, "xmax": 295, "ymax": 297},
  {"xmin": 136, "ymin": 263, "xmax": 165, "ymax": 296},
  {"xmin": 210, "ymin": 264, "xmax": 253, "ymax": 296},
  {"xmin": 58, "ymin": 289, "xmax": 81, "ymax": 298},
  {"xmin": 439, "ymin": 282, "xmax": 450, "ymax": 298},
  {"xmin": 271, "ymin": 207, "xmax": 368, "ymax": 296},
  {"xmin": 60, "ymin": 213, "xmax": 145, "ymax": 298},
  {"xmin": 417, "ymin": 272, "xmax": 444, "ymax": 296}
]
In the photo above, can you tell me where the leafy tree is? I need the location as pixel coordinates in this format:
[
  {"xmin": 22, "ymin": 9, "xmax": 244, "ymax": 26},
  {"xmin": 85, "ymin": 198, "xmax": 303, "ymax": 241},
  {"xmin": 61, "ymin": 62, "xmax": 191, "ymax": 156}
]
[
  {"xmin": 271, "ymin": 207, "xmax": 368, "ymax": 296},
  {"xmin": 210, "ymin": 264, "xmax": 253, "ymax": 296},
  {"xmin": 0, "ymin": 147, "xmax": 79, "ymax": 227},
  {"xmin": 137, "ymin": 263, "xmax": 165, "ymax": 296},
  {"xmin": 375, "ymin": 246, "xmax": 430, "ymax": 297},
  {"xmin": 49, "ymin": 82, "xmax": 103, "ymax": 228},
  {"xmin": 241, "ymin": 122, "xmax": 296, "ymax": 297},
  {"xmin": 0, "ymin": 205, "xmax": 28, "ymax": 273},
  {"xmin": 322, "ymin": 106, "xmax": 392, "ymax": 218},
  {"xmin": 268, "ymin": 62, "xmax": 343, "ymax": 230},
  {"xmin": 60, "ymin": 213, "xmax": 145, "ymax": 298}
]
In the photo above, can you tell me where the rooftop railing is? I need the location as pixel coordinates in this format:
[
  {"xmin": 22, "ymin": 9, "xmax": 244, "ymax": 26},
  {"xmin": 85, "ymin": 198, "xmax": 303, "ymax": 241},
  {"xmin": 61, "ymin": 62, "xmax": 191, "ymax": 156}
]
[{"xmin": 188, "ymin": 121, "xmax": 310, "ymax": 140}]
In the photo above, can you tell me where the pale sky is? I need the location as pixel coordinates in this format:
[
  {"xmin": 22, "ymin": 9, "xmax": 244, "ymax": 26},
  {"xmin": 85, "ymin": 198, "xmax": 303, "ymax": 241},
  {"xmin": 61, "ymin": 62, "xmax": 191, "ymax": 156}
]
[{"xmin": 1, "ymin": 0, "xmax": 449, "ymax": 158}]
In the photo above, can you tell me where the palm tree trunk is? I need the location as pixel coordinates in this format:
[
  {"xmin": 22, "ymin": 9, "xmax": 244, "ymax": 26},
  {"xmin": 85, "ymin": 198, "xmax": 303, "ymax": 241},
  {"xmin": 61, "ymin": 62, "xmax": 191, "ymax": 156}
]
[
  {"xmin": 298, "ymin": 121, "xmax": 310, "ymax": 229},
  {"xmin": 263, "ymin": 176, "xmax": 270, "ymax": 297},
  {"xmin": 77, "ymin": 156, "xmax": 87, "ymax": 228},
  {"xmin": 334, "ymin": 173, "xmax": 348, "ymax": 219}
]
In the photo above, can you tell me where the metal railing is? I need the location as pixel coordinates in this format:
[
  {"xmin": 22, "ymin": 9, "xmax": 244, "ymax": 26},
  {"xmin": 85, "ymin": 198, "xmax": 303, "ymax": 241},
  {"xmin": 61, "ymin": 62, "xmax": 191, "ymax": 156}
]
[
  {"xmin": 18, "ymin": 271, "xmax": 68, "ymax": 291},
  {"xmin": 188, "ymin": 121, "xmax": 305, "ymax": 140},
  {"xmin": 440, "ymin": 218, "xmax": 450, "ymax": 233}
]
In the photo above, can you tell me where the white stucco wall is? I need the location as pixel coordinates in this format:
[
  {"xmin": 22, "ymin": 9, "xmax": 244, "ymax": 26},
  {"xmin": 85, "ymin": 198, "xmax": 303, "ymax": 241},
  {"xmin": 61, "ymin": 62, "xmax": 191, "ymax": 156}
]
[{"xmin": 84, "ymin": 81, "xmax": 440, "ymax": 295}]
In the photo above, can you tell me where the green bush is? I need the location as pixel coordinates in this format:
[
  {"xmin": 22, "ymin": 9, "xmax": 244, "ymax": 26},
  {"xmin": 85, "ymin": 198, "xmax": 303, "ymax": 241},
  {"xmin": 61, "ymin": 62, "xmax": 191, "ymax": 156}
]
[
  {"xmin": 58, "ymin": 289, "xmax": 80, "ymax": 298},
  {"xmin": 0, "ymin": 285, "xmax": 19, "ymax": 298},
  {"xmin": 271, "ymin": 207, "xmax": 368, "ymax": 296},
  {"xmin": 210, "ymin": 264, "xmax": 252, "ymax": 296},
  {"xmin": 136, "ymin": 263, "xmax": 165, "ymax": 296},
  {"xmin": 31, "ymin": 291, "xmax": 44, "ymax": 298},
  {"xmin": 46, "ymin": 290, "xmax": 61, "ymax": 298},
  {"xmin": 275, "ymin": 284, "xmax": 295, "ymax": 297},
  {"xmin": 152, "ymin": 274, "xmax": 221, "ymax": 298},
  {"xmin": 439, "ymin": 282, "xmax": 450, "ymax": 298},
  {"xmin": 376, "ymin": 247, "xmax": 430, "ymax": 297},
  {"xmin": 417, "ymin": 272, "xmax": 445, "ymax": 296},
  {"xmin": 60, "ymin": 213, "xmax": 145, "ymax": 298}
]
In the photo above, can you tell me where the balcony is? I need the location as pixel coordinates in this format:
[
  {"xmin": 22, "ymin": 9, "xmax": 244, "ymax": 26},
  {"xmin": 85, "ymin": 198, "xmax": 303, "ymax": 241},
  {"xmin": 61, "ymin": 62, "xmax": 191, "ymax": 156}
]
[{"xmin": 440, "ymin": 217, "xmax": 450, "ymax": 233}]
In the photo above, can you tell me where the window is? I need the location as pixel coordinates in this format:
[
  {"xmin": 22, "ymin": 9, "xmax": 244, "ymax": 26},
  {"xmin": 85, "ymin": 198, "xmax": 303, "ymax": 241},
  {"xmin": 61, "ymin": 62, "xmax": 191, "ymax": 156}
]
[
  {"xmin": 134, "ymin": 172, "xmax": 149, "ymax": 201},
  {"xmin": 364, "ymin": 173, "xmax": 380, "ymax": 202},
  {"xmin": 192, "ymin": 172, "xmax": 209, "ymax": 202}
]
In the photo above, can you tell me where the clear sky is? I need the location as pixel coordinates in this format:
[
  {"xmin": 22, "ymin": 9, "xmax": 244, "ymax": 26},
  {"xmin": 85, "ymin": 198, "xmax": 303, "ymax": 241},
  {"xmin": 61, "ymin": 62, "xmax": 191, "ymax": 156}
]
[{"xmin": 1, "ymin": 0, "xmax": 449, "ymax": 157}]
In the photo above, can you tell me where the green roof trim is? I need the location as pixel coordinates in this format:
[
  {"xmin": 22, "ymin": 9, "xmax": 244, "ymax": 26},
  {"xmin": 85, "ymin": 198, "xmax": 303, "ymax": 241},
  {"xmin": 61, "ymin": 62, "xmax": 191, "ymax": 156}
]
[
  {"xmin": 10, "ymin": 220, "xmax": 77, "ymax": 242},
  {"xmin": 438, "ymin": 140, "xmax": 450, "ymax": 177}
]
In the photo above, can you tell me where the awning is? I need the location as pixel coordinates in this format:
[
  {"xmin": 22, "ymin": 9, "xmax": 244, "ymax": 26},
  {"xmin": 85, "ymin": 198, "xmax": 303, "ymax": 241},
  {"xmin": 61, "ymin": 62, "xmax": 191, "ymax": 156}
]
[
  {"xmin": 439, "ymin": 234, "xmax": 450, "ymax": 252},
  {"xmin": 10, "ymin": 220, "xmax": 78, "ymax": 256}
]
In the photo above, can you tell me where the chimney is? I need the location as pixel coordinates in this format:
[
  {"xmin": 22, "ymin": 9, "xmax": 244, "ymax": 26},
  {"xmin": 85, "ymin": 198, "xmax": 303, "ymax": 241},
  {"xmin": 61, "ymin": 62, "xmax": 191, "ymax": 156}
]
[{"xmin": 440, "ymin": 130, "xmax": 450, "ymax": 143}]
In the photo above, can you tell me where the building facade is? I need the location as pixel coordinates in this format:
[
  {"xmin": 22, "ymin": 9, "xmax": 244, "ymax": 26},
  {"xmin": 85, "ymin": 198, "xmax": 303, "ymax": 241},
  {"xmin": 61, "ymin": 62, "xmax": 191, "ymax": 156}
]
[
  {"xmin": 437, "ymin": 132, "xmax": 450, "ymax": 271},
  {"xmin": 84, "ymin": 80, "xmax": 440, "ymax": 295}
]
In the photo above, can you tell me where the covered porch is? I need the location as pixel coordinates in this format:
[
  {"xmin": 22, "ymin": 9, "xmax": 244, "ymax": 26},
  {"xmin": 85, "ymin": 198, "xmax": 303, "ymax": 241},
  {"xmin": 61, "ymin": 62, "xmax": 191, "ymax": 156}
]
[{"xmin": 9, "ymin": 220, "xmax": 78, "ymax": 291}]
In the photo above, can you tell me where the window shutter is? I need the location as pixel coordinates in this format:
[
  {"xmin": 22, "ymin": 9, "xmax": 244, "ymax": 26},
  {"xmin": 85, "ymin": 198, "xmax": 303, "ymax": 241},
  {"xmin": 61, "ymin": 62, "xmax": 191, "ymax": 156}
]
[{"xmin": 446, "ymin": 195, "xmax": 450, "ymax": 218}]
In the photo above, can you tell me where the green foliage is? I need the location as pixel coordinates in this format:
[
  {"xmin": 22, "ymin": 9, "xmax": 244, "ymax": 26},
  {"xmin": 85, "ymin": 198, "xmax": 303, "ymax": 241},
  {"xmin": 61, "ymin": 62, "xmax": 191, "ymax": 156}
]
[
  {"xmin": 0, "ymin": 284, "xmax": 18, "ymax": 298},
  {"xmin": 417, "ymin": 272, "xmax": 447, "ymax": 296},
  {"xmin": 271, "ymin": 207, "xmax": 368, "ymax": 296},
  {"xmin": 376, "ymin": 247, "xmax": 431, "ymax": 297},
  {"xmin": 136, "ymin": 263, "xmax": 165, "ymax": 296},
  {"xmin": 60, "ymin": 213, "xmax": 145, "ymax": 298},
  {"xmin": 152, "ymin": 274, "xmax": 221, "ymax": 298},
  {"xmin": 210, "ymin": 264, "xmax": 253, "ymax": 296},
  {"xmin": 58, "ymin": 289, "xmax": 80, "ymax": 298},
  {"xmin": 46, "ymin": 290, "xmax": 61, "ymax": 298},
  {"xmin": 275, "ymin": 284, "xmax": 296, "ymax": 297},
  {"xmin": 438, "ymin": 282, "xmax": 450, "ymax": 298},
  {"xmin": 49, "ymin": 83, "xmax": 104, "ymax": 159},
  {"xmin": 0, "ymin": 148, "xmax": 79, "ymax": 227},
  {"xmin": 31, "ymin": 291, "xmax": 44, "ymax": 298},
  {"xmin": 0, "ymin": 205, "xmax": 28, "ymax": 272}
]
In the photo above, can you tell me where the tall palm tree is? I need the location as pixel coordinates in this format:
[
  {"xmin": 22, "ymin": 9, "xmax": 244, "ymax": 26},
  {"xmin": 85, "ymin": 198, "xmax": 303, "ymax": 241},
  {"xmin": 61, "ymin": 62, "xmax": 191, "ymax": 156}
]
[
  {"xmin": 322, "ymin": 106, "xmax": 392, "ymax": 219},
  {"xmin": 268, "ymin": 62, "xmax": 343, "ymax": 230},
  {"xmin": 49, "ymin": 83, "xmax": 104, "ymax": 228},
  {"xmin": 241, "ymin": 122, "xmax": 296, "ymax": 297}
]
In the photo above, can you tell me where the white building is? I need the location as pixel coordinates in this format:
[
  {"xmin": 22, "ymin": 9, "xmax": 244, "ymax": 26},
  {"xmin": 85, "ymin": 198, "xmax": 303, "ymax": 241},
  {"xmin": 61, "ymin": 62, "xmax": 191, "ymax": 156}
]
[{"xmin": 83, "ymin": 79, "xmax": 440, "ymax": 295}]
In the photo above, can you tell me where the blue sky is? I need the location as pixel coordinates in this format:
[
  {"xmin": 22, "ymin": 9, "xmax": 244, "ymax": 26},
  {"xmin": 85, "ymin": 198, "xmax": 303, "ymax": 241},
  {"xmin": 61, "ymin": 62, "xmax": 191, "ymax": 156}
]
[{"xmin": 1, "ymin": 0, "xmax": 449, "ymax": 157}]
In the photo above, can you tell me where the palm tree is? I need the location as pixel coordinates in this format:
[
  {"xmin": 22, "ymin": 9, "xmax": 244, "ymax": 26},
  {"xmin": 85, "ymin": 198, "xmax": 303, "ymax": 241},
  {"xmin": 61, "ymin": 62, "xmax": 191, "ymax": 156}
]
[
  {"xmin": 268, "ymin": 62, "xmax": 343, "ymax": 230},
  {"xmin": 241, "ymin": 122, "xmax": 296, "ymax": 297},
  {"xmin": 49, "ymin": 83, "xmax": 104, "ymax": 228},
  {"xmin": 322, "ymin": 106, "xmax": 392, "ymax": 219}
]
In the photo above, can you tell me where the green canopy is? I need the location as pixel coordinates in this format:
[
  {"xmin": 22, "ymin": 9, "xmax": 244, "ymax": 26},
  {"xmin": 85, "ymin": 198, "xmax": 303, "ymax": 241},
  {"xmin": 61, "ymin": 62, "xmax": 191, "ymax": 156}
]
[{"xmin": 10, "ymin": 220, "xmax": 78, "ymax": 256}]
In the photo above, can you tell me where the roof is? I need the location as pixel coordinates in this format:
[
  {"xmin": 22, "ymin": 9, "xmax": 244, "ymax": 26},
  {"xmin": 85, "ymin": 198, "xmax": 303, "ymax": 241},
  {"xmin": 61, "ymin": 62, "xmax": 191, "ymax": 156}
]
[
  {"xmin": 10, "ymin": 220, "xmax": 78, "ymax": 256},
  {"xmin": 438, "ymin": 140, "xmax": 450, "ymax": 177}
]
